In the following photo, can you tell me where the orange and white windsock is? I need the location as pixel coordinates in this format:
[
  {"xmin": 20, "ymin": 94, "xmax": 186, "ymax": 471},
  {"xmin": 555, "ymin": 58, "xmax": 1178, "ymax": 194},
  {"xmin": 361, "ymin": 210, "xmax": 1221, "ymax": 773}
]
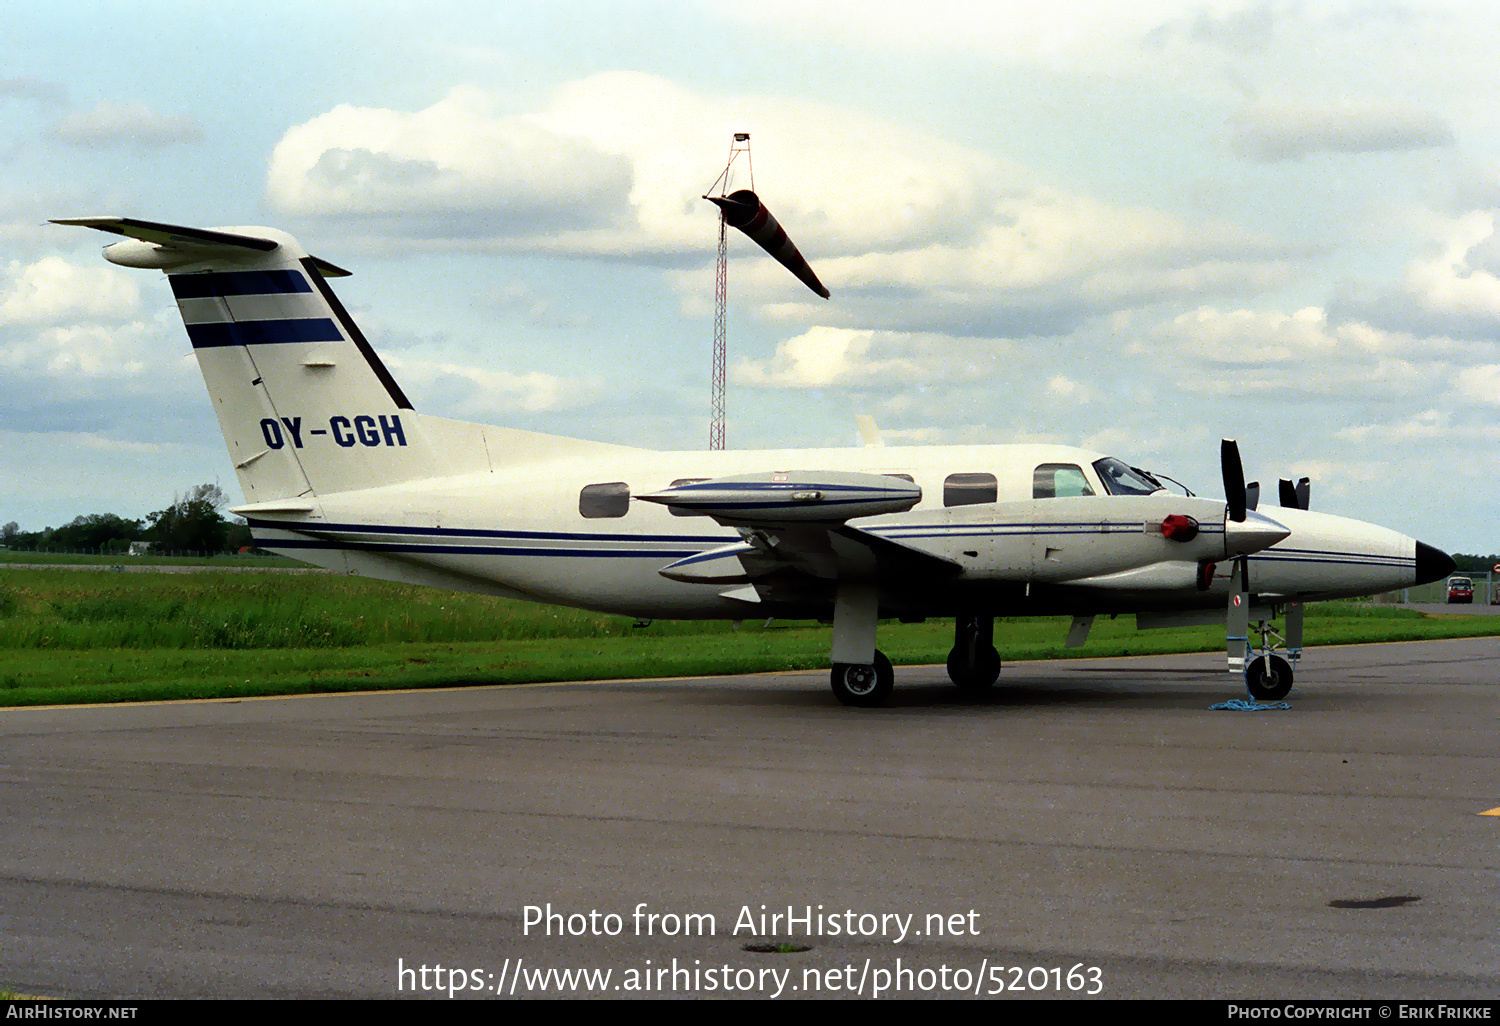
[{"xmin": 706, "ymin": 189, "xmax": 831, "ymax": 299}]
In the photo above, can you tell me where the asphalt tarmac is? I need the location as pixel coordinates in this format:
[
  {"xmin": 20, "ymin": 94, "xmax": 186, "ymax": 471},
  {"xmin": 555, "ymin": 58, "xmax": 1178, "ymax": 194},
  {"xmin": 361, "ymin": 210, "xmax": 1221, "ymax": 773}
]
[{"xmin": 2, "ymin": 638, "xmax": 1496, "ymax": 1000}]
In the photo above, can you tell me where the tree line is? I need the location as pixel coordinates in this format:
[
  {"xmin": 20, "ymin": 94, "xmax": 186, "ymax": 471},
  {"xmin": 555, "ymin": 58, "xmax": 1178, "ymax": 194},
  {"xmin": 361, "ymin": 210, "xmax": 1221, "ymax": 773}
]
[{"xmin": 2, "ymin": 484, "xmax": 255, "ymax": 554}]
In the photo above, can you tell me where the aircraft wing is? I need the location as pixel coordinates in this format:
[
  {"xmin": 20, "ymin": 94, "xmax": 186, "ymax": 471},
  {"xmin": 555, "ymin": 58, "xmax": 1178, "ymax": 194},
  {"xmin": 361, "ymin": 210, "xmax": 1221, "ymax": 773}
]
[{"xmin": 658, "ymin": 522, "xmax": 962, "ymax": 601}]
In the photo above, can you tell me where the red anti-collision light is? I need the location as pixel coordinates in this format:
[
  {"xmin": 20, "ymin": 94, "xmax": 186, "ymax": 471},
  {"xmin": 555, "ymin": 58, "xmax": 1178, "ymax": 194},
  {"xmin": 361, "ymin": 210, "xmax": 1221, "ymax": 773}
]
[{"xmin": 1160, "ymin": 515, "xmax": 1200, "ymax": 542}]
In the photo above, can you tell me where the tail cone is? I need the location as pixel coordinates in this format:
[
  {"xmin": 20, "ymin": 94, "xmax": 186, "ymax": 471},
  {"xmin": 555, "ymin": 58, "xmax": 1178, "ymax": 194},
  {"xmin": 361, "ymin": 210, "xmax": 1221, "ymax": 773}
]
[{"xmin": 707, "ymin": 190, "xmax": 830, "ymax": 299}]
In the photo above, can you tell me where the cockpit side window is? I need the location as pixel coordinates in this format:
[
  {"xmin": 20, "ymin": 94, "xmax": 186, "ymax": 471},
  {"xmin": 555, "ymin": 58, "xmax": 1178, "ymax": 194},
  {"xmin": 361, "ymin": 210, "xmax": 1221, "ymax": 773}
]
[
  {"xmin": 1033, "ymin": 464, "xmax": 1096, "ymax": 499},
  {"xmin": 1091, "ymin": 458, "xmax": 1163, "ymax": 496}
]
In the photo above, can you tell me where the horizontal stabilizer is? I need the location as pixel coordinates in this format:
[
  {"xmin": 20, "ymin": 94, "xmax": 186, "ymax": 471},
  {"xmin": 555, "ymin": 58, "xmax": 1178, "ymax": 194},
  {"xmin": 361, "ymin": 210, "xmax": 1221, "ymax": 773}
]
[
  {"xmin": 52, "ymin": 217, "xmax": 278, "ymax": 252},
  {"xmin": 52, "ymin": 217, "xmax": 351, "ymax": 276}
]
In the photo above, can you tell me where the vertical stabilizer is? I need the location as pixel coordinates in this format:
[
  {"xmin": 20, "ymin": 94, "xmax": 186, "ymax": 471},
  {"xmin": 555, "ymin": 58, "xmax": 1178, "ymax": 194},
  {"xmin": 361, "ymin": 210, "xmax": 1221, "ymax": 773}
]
[{"xmin": 56, "ymin": 218, "xmax": 456, "ymax": 502}]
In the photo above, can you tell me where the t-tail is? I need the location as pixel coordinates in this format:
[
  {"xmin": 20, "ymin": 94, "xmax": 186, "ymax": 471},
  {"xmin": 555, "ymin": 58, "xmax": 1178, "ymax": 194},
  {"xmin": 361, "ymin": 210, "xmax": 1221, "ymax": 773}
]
[{"xmin": 53, "ymin": 217, "xmax": 590, "ymax": 513}]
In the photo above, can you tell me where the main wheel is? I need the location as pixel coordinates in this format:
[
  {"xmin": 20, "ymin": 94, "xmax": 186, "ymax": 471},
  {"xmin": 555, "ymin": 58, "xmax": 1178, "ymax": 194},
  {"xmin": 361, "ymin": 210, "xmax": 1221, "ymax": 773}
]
[
  {"xmin": 946, "ymin": 644, "xmax": 1001, "ymax": 690},
  {"xmin": 1245, "ymin": 654, "xmax": 1293, "ymax": 701},
  {"xmin": 830, "ymin": 650, "xmax": 894, "ymax": 707}
]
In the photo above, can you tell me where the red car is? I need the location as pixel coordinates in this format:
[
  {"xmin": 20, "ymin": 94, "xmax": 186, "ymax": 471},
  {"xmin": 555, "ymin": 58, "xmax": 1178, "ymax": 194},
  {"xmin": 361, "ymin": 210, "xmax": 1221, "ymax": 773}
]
[{"xmin": 1447, "ymin": 577, "xmax": 1473, "ymax": 603}]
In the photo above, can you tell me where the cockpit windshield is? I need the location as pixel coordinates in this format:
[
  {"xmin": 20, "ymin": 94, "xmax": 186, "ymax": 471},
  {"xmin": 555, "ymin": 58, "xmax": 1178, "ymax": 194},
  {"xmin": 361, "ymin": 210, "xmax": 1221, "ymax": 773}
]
[{"xmin": 1091, "ymin": 457, "xmax": 1166, "ymax": 496}]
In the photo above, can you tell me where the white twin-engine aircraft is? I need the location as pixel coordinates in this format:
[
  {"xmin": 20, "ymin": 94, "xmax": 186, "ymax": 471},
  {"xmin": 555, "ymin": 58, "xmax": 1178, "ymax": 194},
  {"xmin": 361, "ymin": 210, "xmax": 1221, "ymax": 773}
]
[{"xmin": 57, "ymin": 217, "xmax": 1455, "ymax": 706}]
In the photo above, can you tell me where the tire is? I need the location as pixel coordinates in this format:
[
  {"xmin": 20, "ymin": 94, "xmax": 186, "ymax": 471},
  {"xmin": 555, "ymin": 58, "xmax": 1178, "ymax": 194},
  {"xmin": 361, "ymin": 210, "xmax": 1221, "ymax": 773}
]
[
  {"xmin": 830, "ymin": 650, "xmax": 894, "ymax": 707},
  {"xmin": 946, "ymin": 644, "xmax": 1001, "ymax": 690},
  {"xmin": 1245, "ymin": 654, "xmax": 1293, "ymax": 701}
]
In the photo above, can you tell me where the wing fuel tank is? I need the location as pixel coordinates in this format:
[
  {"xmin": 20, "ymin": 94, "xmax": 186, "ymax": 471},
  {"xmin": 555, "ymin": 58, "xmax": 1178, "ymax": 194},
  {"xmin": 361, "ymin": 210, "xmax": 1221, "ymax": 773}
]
[{"xmin": 637, "ymin": 470, "xmax": 920, "ymax": 523}]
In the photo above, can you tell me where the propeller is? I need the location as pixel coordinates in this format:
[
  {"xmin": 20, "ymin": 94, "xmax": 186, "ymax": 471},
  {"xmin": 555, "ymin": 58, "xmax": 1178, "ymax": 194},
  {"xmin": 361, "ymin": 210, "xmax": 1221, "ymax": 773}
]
[
  {"xmin": 1221, "ymin": 439, "xmax": 1246, "ymax": 523},
  {"xmin": 1278, "ymin": 477, "xmax": 1311, "ymax": 510},
  {"xmin": 1245, "ymin": 481, "xmax": 1260, "ymax": 512}
]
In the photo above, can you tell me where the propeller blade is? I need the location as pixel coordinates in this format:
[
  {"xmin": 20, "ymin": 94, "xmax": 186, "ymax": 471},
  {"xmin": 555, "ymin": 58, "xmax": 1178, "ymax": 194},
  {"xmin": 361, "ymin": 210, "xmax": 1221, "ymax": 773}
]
[
  {"xmin": 1221, "ymin": 439, "xmax": 1246, "ymax": 523},
  {"xmin": 1279, "ymin": 476, "xmax": 1311, "ymax": 510},
  {"xmin": 1246, "ymin": 481, "xmax": 1260, "ymax": 512}
]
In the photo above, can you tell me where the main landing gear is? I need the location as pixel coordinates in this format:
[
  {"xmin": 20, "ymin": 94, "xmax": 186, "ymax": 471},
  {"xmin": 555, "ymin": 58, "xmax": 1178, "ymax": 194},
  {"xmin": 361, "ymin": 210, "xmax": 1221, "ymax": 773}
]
[
  {"xmin": 827, "ymin": 583, "xmax": 895, "ymax": 707},
  {"xmin": 947, "ymin": 614, "xmax": 1001, "ymax": 691}
]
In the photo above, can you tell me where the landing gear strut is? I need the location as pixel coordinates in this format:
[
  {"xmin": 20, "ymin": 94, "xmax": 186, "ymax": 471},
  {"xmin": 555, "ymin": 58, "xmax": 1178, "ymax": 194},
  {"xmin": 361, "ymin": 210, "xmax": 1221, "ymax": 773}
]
[
  {"xmin": 947, "ymin": 614, "xmax": 1001, "ymax": 690},
  {"xmin": 828, "ymin": 583, "xmax": 894, "ymax": 706}
]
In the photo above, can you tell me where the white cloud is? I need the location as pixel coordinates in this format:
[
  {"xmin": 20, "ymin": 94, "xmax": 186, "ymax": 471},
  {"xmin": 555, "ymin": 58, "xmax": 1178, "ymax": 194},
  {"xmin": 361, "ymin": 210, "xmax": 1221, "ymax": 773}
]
[
  {"xmin": 0, "ymin": 77, "xmax": 65, "ymax": 106},
  {"xmin": 1403, "ymin": 210, "xmax": 1500, "ymax": 321},
  {"xmin": 1232, "ymin": 101, "xmax": 1453, "ymax": 162},
  {"xmin": 1142, "ymin": 305, "xmax": 1469, "ymax": 400},
  {"xmin": 267, "ymin": 74, "xmax": 1012, "ymax": 263},
  {"xmin": 718, "ymin": 0, "xmax": 1204, "ymax": 66},
  {"xmin": 1454, "ymin": 364, "xmax": 1500, "ymax": 405},
  {"xmin": 267, "ymin": 86, "xmax": 632, "ymax": 238},
  {"xmin": 53, "ymin": 100, "xmax": 201, "ymax": 148},
  {"xmin": 269, "ymin": 74, "xmax": 1299, "ymax": 337},
  {"xmin": 0, "ymin": 256, "xmax": 139, "ymax": 325},
  {"xmin": 388, "ymin": 356, "xmax": 603, "ymax": 416},
  {"xmin": 733, "ymin": 327, "xmax": 1011, "ymax": 389},
  {"xmin": 1336, "ymin": 209, "xmax": 1500, "ymax": 338},
  {"xmin": 682, "ymin": 187, "xmax": 1295, "ymax": 335}
]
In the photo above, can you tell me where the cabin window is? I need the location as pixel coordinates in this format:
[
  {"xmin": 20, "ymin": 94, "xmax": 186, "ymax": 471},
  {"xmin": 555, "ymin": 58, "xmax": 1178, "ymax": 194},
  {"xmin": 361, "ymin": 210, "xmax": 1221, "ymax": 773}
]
[
  {"xmin": 668, "ymin": 478, "xmax": 708, "ymax": 517},
  {"xmin": 943, "ymin": 472, "xmax": 997, "ymax": 507},
  {"xmin": 579, "ymin": 482, "xmax": 630, "ymax": 518},
  {"xmin": 1033, "ymin": 464, "xmax": 1096, "ymax": 499}
]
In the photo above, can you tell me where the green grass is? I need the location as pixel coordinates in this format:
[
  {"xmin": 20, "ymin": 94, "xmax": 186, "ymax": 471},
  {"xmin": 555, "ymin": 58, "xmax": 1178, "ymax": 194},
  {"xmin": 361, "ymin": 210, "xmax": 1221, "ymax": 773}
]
[
  {"xmin": 0, "ymin": 550, "xmax": 307, "ymax": 568},
  {"xmin": 2, "ymin": 566, "xmax": 1497, "ymax": 707}
]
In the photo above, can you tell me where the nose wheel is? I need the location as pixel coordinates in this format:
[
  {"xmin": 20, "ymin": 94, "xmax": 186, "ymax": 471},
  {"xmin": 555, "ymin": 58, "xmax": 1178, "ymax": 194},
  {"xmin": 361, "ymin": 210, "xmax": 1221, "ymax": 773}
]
[
  {"xmin": 1245, "ymin": 654, "xmax": 1293, "ymax": 701},
  {"xmin": 831, "ymin": 651, "xmax": 893, "ymax": 706}
]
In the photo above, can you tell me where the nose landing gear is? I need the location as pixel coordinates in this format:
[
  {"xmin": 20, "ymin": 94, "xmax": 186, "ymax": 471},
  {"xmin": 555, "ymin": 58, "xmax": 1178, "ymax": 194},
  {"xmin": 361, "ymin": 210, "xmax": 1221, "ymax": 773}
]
[{"xmin": 1229, "ymin": 596, "xmax": 1302, "ymax": 701}]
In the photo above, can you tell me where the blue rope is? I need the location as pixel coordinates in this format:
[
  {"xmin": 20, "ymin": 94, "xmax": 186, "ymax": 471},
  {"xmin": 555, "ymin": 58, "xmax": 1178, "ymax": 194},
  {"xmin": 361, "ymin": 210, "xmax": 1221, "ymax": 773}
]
[{"xmin": 1211, "ymin": 698, "xmax": 1292, "ymax": 711}]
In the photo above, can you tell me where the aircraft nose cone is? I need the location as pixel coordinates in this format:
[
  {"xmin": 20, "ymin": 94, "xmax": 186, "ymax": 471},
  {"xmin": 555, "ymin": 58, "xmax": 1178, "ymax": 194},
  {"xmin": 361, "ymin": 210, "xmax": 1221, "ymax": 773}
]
[
  {"xmin": 1414, "ymin": 541, "xmax": 1456, "ymax": 585},
  {"xmin": 1224, "ymin": 509, "xmax": 1292, "ymax": 556}
]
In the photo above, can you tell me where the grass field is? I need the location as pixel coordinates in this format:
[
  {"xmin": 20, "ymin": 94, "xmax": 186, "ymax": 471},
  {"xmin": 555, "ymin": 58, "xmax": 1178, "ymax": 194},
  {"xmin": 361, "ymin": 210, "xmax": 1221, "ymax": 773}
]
[{"xmin": 3, "ymin": 564, "xmax": 1498, "ymax": 707}]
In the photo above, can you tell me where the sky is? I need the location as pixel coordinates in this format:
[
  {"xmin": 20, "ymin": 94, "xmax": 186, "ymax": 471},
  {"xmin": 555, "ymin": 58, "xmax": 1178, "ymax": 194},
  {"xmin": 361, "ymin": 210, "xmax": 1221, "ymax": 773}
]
[{"xmin": 2, "ymin": 0, "xmax": 1497, "ymax": 552}]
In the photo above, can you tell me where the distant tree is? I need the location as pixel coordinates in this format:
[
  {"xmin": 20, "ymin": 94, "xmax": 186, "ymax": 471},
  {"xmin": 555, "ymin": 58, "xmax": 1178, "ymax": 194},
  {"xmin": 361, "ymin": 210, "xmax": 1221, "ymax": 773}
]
[
  {"xmin": 51, "ymin": 513, "xmax": 146, "ymax": 551},
  {"xmin": 1, "ymin": 522, "xmax": 18, "ymax": 540},
  {"xmin": 187, "ymin": 482, "xmax": 230, "ymax": 510},
  {"xmin": 1453, "ymin": 554, "xmax": 1500, "ymax": 573},
  {"xmin": 148, "ymin": 485, "xmax": 231, "ymax": 552}
]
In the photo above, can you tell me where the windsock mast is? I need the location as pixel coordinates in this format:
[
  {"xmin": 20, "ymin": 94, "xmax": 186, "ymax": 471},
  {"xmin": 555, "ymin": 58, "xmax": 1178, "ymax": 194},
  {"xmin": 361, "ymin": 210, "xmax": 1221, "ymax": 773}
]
[
  {"xmin": 703, "ymin": 134, "xmax": 830, "ymax": 450},
  {"xmin": 704, "ymin": 133, "xmax": 752, "ymax": 451}
]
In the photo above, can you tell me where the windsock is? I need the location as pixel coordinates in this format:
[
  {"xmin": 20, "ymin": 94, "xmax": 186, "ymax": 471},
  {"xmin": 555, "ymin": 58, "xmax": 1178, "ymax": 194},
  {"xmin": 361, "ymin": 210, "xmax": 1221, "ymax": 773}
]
[{"xmin": 705, "ymin": 189, "xmax": 831, "ymax": 299}]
